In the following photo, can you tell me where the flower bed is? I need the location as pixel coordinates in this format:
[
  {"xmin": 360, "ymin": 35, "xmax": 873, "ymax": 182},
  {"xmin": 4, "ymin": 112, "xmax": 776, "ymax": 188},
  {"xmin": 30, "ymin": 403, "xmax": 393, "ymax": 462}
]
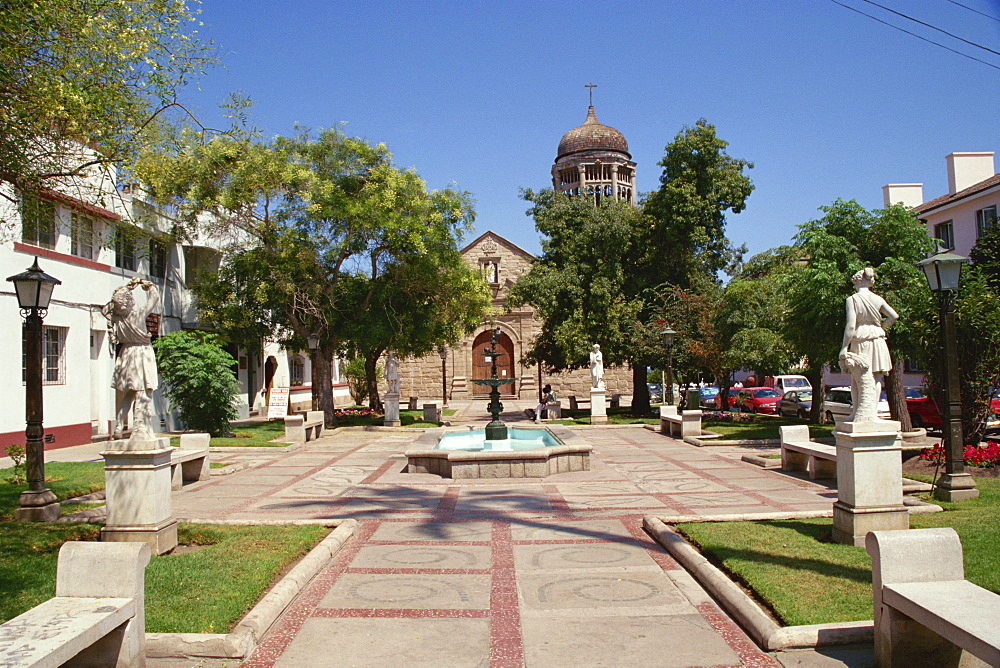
[{"xmin": 918, "ymin": 441, "xmax": 1000, "ymax": 468}]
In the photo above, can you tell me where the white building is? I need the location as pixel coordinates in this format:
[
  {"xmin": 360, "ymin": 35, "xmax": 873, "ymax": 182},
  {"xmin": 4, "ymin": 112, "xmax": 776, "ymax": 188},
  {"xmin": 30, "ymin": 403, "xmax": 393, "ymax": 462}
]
[{"xmin": 2, "ymin": 164, "xmax": 349, "ymax": 451}]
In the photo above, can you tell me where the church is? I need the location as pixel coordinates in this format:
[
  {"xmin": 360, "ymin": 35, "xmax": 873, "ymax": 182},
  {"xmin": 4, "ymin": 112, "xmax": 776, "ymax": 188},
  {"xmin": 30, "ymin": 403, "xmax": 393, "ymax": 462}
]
[{"xmin": 392, "ymin": 103, "xmax": 637, "ymax": 404}]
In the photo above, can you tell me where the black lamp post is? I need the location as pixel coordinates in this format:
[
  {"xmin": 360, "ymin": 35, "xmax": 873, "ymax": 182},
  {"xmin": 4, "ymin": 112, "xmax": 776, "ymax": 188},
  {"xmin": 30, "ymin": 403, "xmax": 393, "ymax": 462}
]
[
  {"xmin": 438, "ymin": 345, "xmax": 448, "ymax": 408},
  {"xmin": 662, "ymin": 327, "xmax": 677, "ymax": 405},
  {"xmin": 6, "ymin": 257, "xmax": 61, "ymax": 521},
  {"xmin": 916, "ymin": 248, "xmax": 979, "ymax": 501},
  {"xmin": 306, "ymin": 334, "xmax": 319, "ymax": 411}
]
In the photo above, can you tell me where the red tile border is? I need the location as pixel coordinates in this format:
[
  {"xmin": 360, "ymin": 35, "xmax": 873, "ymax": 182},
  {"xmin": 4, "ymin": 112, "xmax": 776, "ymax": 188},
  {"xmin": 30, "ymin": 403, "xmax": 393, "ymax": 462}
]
[
  {"xmin": 312, "ymin": 607, "xmax": 491, "ymax": 618},
  {"xmin": 696, "ymin": 602, "xmax": 782, "ymax": 668},
  {"xmin": 489, "ymin": 521, "xmax": 524, "ymax": 668}
]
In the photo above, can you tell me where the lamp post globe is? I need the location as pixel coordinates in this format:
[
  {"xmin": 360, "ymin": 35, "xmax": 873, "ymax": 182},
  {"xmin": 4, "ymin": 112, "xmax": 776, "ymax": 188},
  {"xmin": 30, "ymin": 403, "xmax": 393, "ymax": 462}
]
[{"xmin": 6, "ymin": 257, "xmax": 62, "ymax": 521}]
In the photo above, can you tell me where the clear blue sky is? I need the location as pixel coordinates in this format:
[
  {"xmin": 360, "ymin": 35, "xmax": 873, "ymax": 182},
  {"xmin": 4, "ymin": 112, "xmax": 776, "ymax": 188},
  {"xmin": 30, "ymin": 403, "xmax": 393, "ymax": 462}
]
[{"xmin": 184, "ymin": 0, "xmax": 1000, "ymax": 260}]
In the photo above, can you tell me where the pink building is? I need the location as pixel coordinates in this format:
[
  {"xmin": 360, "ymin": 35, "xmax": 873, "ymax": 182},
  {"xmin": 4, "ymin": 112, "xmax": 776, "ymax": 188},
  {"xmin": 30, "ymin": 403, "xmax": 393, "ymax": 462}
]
[{"xmin": 883, "ymin": 151, "xmax": 998, "ymax": 257}]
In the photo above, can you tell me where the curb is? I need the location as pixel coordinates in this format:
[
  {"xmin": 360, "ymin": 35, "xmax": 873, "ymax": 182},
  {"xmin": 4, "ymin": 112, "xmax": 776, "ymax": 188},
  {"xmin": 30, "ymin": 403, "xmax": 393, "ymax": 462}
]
[
  {"xmin": 145, "ymin": 519, "xmax": 358, "ymax": 660},
  {"xmin": 642, "ymin": 516, "xmax": 873, "ymax": 651}
]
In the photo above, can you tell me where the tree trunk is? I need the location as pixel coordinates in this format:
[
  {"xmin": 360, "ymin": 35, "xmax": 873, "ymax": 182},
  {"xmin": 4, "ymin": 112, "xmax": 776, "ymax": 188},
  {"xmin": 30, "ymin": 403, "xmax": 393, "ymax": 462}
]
[
  {"xmin": 718, "ymin": 374, "xmax": 732, "ymax": 413},
  {"xmin": 312, "ymin": 346, "xmax": 336, "ymax": 426},
  {"xmin": 631, "ymin": 362, "xmax": 650, "ymax": 416},
  {"xmin": 805, "ymin": 365, "xmax": 824, "ymax": 423},
  {"xmin": 885, "ymin": 357, "xmax": 912, "ymax": 431},
  {"xmin": 365, "ymin": 349, "xmax": 384, "ymax": 411}
]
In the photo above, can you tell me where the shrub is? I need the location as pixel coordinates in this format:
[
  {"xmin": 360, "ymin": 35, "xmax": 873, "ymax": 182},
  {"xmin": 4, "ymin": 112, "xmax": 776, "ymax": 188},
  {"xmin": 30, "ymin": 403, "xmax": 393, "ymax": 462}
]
[{"xmin": 153, "ymin": 331, "xmax": 239, "ymax": 436}]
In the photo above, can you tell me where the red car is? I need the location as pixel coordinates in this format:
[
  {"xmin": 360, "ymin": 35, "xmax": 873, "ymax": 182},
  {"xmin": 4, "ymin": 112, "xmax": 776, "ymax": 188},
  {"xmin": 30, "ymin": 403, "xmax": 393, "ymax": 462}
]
[
  {"xmin": 738, "ymin": 387, "xmax": 781, "ymax": 414},
  {"xmin": 714, "ymin": 388, "xmax": 742, "ymax": 410},
  {"xmin": 905, "ymin": 387, "xmax": 1000, "ymax": 430}
]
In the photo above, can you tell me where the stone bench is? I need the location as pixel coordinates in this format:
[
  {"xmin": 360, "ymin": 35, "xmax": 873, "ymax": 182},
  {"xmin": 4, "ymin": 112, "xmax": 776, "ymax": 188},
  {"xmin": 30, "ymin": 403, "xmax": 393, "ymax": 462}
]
[
  {"xmin": 867, "ymin": 528, "xmax": 1000, "ymax": 667},
  {"xmin": 170, "ymin": 432, "xmax": 210, "ymax": 490},
  {"xmin": 610, "ymin": 393, "xmax": 622, "ymax": 408},
  {"xmin": 779, "ymin": 425, "xmax": 836, "ymax": 479},
  {"xmin": 423, "ymin": 402, "xmax": 442, "ymax": 423},
  {"xmin": 542, "ymin": 400, "xmax": 562, "ymax": 420},
  {"xmin": 0, "ymin": 542, "xmax": 150, "ymax": 668},
  {"xmin": 568, "ymin": 395, "xmax": 590, "ymax": 410},
  {"xmin": 659, "ymin": 405, "xmax": 702, "ymax": 438},
  {"xmin": 284, "ymin": 410, "xmax": 325, "ymax": 442}
]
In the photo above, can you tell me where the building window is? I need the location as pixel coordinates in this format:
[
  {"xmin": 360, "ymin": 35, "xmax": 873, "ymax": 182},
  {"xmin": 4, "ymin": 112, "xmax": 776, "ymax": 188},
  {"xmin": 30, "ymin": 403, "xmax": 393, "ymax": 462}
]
[
  {"xmin": 149, "ymin": 238, "xmax": 168, "ymax": 280},
  {"xmin": 71, "ymin": 212, "xmax": 96, "ymax": 260},
  {"xmin": 934, "ymin": 221, "xmax": 954, "ymax": 250},
  {"xmin": 976, "ymin": 206, "xmax": 998, "ymax": 238},
  {"xmin": 21, "ymin": 194, "xmax": 56, "ymax": 249},
  {"xmin": 22, "ymin": 326, "xmax": 66, "ymax": 385},
  {"xmin": 115, "ymin": 228, "xmax": 137, "ymax": 271},
  {"xmin": 290, "ymin": 356, "xmax": 305, "ymax": 386}
]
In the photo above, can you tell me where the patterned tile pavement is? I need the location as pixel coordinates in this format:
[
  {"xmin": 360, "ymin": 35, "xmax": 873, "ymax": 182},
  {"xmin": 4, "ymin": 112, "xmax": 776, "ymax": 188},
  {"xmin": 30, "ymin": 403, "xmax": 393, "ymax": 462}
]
[{"xmin": 171, "ymin": 401, "xmax": 847, "ymax": 667}]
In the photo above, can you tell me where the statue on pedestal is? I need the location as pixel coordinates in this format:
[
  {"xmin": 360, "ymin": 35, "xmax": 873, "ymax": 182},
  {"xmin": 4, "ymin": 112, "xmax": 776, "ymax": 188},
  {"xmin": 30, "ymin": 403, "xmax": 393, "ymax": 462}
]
[
  {"xmin": 386, "ymin": 351, "xmax": 400, "ymax": 396},
  {"xmin": 589, "ymin": 344, "xmax": 605, "ymax": 389},
  {"xmin": 838, "ymin": 268, "xmax": 898, "ymax": 422},
  {"xmin": 103, "ymin": 278, "xmax": 159, "ymax": 446}
]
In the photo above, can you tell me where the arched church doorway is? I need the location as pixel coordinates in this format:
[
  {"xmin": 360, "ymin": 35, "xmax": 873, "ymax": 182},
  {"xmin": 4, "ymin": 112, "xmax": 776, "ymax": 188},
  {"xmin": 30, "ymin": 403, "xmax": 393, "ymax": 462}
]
[{"xmin": 472, "ymin": 329, "xmax": 515, "ymax": 396}]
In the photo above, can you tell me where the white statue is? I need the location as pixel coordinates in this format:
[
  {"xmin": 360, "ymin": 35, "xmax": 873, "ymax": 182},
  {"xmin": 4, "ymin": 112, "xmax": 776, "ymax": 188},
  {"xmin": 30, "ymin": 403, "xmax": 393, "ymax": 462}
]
[
  {"xmin": 103, "ymin": 278, "xmax": 160, "ymax": 446},
  {"xmin": 838, "ymin": 267, "xmax": 898, "ymax": 422},
  {"xmin": 589, "ymin": 344, "xmax": 605, "ymax": 389},
  {"xmin": 386, "ymin": 350, "xmax": 400, "ymax": 396}
]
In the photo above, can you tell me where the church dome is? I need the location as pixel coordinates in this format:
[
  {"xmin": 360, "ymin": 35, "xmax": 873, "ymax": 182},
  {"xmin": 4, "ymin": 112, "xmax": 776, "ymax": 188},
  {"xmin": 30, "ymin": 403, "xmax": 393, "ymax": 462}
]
[{"xmin": 557, "ymin": 107, "xmax": 630, "ymax": 160}]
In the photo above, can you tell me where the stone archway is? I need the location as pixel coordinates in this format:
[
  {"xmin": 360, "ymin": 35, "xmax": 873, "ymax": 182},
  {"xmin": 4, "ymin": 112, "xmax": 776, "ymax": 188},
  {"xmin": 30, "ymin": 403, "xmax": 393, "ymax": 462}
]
[{"xmin": 471, "ymin": 329, "xmax": 515, "ymax": 396}]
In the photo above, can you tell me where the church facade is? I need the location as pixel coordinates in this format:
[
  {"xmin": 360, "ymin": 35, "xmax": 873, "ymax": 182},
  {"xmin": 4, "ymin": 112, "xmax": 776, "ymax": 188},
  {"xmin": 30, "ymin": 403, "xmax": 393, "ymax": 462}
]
[{"xmin": 391, "ymin": 103, "xmax": 637, "ymax": 405}]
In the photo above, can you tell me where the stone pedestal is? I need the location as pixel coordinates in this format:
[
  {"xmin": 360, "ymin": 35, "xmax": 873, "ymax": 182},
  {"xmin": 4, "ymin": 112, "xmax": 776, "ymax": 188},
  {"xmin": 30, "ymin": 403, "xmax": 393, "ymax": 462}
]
[
  {"xmin": 590, "ymin": 388, "xmax": 607, "ymax": 424},
  {"xmin": 935, "ymin": 472, "xmax": 981, "ymax": 502},
  {"xmin": 14, "ymin": 488, "xmax": 61, "ymax": 522},
  {"xmin": 832, "ymin": 419, "xmax": 909, "ymax": 547},
  {"xmin": 384, "ymin": 392, "xmax": 401, "ymax": 427},
  {"xmin": 101, "ymin": 438, "xmax": 178, "ymax": 555}
]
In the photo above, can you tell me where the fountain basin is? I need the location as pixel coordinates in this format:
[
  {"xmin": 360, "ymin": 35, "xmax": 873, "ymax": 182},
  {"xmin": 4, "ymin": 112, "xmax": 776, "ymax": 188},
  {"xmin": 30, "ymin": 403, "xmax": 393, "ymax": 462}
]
[{"xmin": 406, "ymin": 425, "xmax": 590, "ymax": 479}]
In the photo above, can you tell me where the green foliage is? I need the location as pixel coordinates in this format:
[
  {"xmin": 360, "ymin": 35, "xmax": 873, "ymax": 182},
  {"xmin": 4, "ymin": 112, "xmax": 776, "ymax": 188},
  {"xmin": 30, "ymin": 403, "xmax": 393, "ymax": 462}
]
[
  {"xmin": 0, "ymin": 461, "xmax": 105, "ymax": 520},
  {"xmin": 153, "ymin": 331, "xmax": 239, "ymax": 436},
  {"xmin": 140, "ymin": 126, "xmax": 486, "ymax": 421},
  {"xmin": 4, "ymin": 445, "xmax": 25, "ymax": 485},
  {"xmin": 642, "ymin": 118, "xmax": 754, "ymax": 288},
  {"xmin": 970, "ymin": 225, "xmax": 1000, "ymax": 293},
  {"xmin": 0, "ymin": 0, "xmax": 215, "ymax": 196},
  {"xmin": 342, "ymin": 357, "xmax": 376, "ymax": 405}
]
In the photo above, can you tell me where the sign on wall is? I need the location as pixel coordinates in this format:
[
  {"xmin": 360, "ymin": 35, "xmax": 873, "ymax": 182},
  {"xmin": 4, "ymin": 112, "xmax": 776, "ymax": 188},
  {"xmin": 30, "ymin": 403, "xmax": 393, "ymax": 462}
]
[{"xmin": 267, "ymin": 387, "xmax": 290, "ymax": 419}]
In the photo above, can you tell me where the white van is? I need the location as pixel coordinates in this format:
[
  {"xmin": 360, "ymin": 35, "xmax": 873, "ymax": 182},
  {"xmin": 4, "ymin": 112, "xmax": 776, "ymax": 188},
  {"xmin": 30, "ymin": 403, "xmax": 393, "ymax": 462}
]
[{"xmin": 768, "ymin": 375, "xmax": 812, "ymax": 395}]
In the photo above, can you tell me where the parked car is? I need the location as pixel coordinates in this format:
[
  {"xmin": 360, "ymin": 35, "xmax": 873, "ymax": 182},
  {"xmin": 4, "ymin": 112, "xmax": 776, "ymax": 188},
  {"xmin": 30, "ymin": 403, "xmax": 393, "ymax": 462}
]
[
  {"xmin": 766, "ymin": 374, "xmax": 813, "ymax": 396},
  {"xmin": 647, "ymin": 383, "xmax": 662, "ymax": 403},
  {"xmin": 699, "ymin": 385, "xmax": 720, "ymax": 408},
  {"xmin": 777, "ymin": 390, "xmax": 812, "ymax": 419},
  {"xmin": 714, "ymin": 388, "xmax": 742, "ymax": 411},
  {"xmin": 905, "ymin": 387, "xmax": 1000, "ymax": 430},
  {"xmin": 823, "ymin": 386, "xmax": 890, "ymax": 422},
  {"xmin": 737, "ymin": 387, "xmax": 781, "ymax": 414}
]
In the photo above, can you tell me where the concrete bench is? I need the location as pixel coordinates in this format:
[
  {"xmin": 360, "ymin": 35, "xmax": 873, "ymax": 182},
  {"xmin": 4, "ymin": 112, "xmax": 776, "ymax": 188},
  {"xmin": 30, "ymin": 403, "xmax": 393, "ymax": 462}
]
[
  {"xmin": 779, "ymin": 425, "xmax": 836, "ymax": 479},
  {"xmin": 542, "ymin": 400, "xmax": 562, "ymax": 420},
  {"xmin": 423, "ymin": 402, "xmax": 442, "ymax": 423},
  {"xmin": 170, "ymin": 432, "xmax": 210, "ymax": 490},
  {"xmin": 610, "ymin": 393, "xmax": 622, "ymax": 408},
  {"xmin": 568, "ymin": 395, "xmax": 590, "ymax": 410},
  {"xmin": 0, "ymin": 542, "xmax": 150, "ymax": 668},
  {"xmin": 407, "ymin": 396, "xmax": 419, "ymax": 411},
  {"xmin": 659, "ymin": 405, "xmax": 702, "ymax": 438},
  {"xmin": 284, "ymin": 410, "xmax": 324, "ymax": 443},
  {"xmin": 867, "ymin": 528, "xmax": 1000, "ymax": 667}
]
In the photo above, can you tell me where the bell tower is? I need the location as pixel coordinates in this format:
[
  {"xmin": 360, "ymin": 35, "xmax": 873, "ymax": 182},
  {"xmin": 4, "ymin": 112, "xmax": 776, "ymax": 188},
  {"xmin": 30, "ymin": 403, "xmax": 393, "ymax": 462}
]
[{"xmin": 551, "ymin": 85, "xmax": 636, "ymax": 206}]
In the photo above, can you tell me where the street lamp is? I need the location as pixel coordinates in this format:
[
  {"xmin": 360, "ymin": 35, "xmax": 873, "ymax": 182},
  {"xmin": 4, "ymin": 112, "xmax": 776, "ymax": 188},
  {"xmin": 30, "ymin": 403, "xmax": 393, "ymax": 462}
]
[
  {"xmin": 438, "ymin": 345, "xmax": 448, "ymax": 408},
  {"xmin": 662, "ymin": 326, "xmax": 677, "ymax": 406},
  {"xmin": 916, "ymin": 248, "xmax": 979, "ymax": 501},
  {"xmin": 6, "ymin": 257, "xmax": 61, "ymax": 521}
]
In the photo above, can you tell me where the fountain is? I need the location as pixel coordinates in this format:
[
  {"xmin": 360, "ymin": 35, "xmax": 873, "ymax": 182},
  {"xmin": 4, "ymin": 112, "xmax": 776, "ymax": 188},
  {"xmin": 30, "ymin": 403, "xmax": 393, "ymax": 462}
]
[
  {"xmin": 404, "ymin": 327, "xmax": 592, "ymax": 478},
  {"xmin": 473, "ymin": 326, "xmax": 517, "ymax": 443}
]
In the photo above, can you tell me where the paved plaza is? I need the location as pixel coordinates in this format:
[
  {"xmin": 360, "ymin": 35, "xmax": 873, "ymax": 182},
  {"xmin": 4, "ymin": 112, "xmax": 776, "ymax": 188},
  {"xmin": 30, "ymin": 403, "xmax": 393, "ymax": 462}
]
[{"xmin": 43, "ymin": 401, "xmax": 873, "ymax": 667}]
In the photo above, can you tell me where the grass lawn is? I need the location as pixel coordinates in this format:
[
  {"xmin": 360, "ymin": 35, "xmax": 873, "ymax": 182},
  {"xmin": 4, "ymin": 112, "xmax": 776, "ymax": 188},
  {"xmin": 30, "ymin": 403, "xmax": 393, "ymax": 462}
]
[
  {"xmin": 0, "ymin": 461, "xmax": 330, "ymax": 633},
  {"xmin": 702, "ymin": 415, "xmax": 835, "ymax": 441},
  {"xmin": 675, "ymin": 477, "xmax": 1000, "ymax": 626}
]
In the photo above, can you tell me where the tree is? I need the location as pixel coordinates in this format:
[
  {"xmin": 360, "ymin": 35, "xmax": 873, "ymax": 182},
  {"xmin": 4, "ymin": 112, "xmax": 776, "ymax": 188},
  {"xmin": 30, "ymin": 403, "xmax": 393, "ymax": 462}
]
[
  {"xmin": 0, "ymin": 0, "xmax": 215, "ymax": 202},
  {"xmin": 153, "ymin": 331, "xmax": 239, "ymax": 435},
  {"xmin": 510, "ymin": 119, "xmax": 753, "ymax": 415},
  {"xmin": 642, "ymin": 119, "xmax": 753, "ymax": 290},
  {"xmin": 139, "ymin": 127, "xmax": 484, "ymax": 424},
  {"xmin": 785, "ymin": 200, "xmax": 932, "ymax": 425}
]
